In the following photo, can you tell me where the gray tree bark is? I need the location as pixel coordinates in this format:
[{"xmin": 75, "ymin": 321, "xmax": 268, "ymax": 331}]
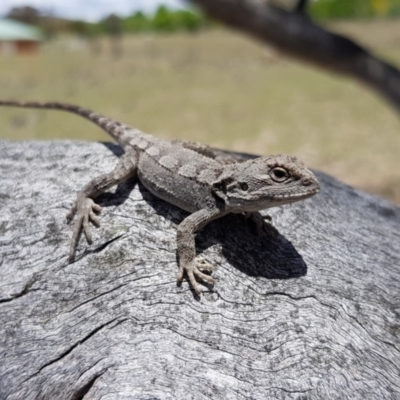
[{"xmin": 0, "ymin": 140, "xmax": 399, "ymax": 399}]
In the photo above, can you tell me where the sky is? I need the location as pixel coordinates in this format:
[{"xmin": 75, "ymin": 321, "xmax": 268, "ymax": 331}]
[{"xmin": 0, "ymin": 0, "xmax": 188, "ymax": 21}]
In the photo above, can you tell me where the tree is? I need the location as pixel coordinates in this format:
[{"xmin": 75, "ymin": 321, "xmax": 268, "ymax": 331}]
[
  {"xmin": 175, "ymin": 9, "xmax": 207, "ymax": 32},
  {"xmin": 122, "ymin": 11, "xmax": 151, "ymax": 33},
  {"xmin": 153, "ymin": 5, "xmax": 178, "ymax": 32},
  {"xmin": 105, "ymin": 14, "xmax": 123, "ymax": 58},
  {"xmin": 6, "ymin": 6, "xmax": 41, "ymax": 25},
  {"xmin": 192, "ymin": 0, "xmax": 400, "ymax": 113},
  {"xmin": 151, "ymin": 6, "xmax": 207, "ymax": 33},
  {"xmin": 69, "ymin": 20, "xmax": 90, "ymax": 37},
  {"xmin": 369, "ymin": 0, "xmax": 388, "ymax": 16}
]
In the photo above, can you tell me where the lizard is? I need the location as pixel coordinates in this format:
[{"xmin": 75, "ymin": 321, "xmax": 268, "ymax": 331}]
[{"xmin": 0, "ymin": 100, "xmax": 320, "ymax": 294}]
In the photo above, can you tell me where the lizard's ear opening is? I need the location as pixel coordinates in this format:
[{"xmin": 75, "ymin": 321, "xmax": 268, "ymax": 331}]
[{"xmin": 211, "ymin": 177, "xmax": 230, "ymax": 201}]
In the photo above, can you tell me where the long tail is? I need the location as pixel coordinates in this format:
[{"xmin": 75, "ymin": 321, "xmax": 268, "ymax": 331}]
[{"xmin": 0, "ymin": 100, "xmax": 132, "ymax": 143}]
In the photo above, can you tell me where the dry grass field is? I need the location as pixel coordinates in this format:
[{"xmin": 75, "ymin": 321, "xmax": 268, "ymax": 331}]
[{"xmin": 1, "ymin": 20, "xmax": 400, "ymax": 204}]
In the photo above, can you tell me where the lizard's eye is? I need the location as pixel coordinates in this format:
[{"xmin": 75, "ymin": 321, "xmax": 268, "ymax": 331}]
[
  {"xmin": 240, "ymin": 182, "xmax": 249, "ymax": 191},
  {"xmin": 270, "ymin": 167, "xmax": 289, "ymax": 182}
]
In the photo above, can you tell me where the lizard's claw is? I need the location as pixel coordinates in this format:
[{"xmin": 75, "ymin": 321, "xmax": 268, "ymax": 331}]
[
  {"xmin": 67, "ymin": 197, "xmax": 102, "ymax": 262},
  {"xmin": 177, "ymin": 257, "xmax": 215, "ymax": 295}
]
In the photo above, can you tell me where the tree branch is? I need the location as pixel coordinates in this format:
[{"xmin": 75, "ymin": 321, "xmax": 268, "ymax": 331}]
[
  {"xmin": 193, "ymin": 0, "xmax": 400, "ymax": 112},
  {"xmin": 294, "ymin": 0, "xmax": 309, "ymax": 13}
]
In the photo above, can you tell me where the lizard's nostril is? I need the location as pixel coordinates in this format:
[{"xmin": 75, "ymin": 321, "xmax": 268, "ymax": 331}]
[{"xmin": 302, "ymin": 178, "xmax": 312, "ymax": 186}]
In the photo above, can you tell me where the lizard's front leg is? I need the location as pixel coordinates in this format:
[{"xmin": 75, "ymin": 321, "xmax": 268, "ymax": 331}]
[
  {"xmin": 67, "ymin": 148, "xmax": 138, "ymax": 262},
  {"xmin": 244, "ymin": 211, "xmax": 276, "ymax": 236},
  {"xmin": 176, "ymin": 208, "xmax": 224, "ymax": 295}
]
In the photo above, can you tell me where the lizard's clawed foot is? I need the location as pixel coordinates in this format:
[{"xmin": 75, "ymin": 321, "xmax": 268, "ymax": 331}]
[
  {"xmin": 67, "ymin": 196, "xmax": 102, "ymax": 262},
  {"xmin": 177, "ymin": 257, "xmax": 215, "ymax": 295}
]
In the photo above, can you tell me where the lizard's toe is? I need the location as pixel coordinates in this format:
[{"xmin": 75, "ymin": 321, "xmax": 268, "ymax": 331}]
[
  {"xmin": 187, "ymin": 271, "xmax": 202, "ymax": 295},
  {"xmin": 178, "ymin": 257, "xmax": 215, "ymax": 294},
  {"xmin": 196, "ymin": 257, "xmax": 214, "ymax": 272},
  {"xmin": 89, "ymin": 211, "xmax": 101, "ymax": 227},
  {"xmin": 194, "ymin": 268, "xmax": 215, "ymax": 284},
  {"xmin": 177, "ymin": 265, "xmax": 185, "ymax": 284},
  {"xmin": 66, "ymin": 202, "xmax": 77, "ymax": 222},
  {"xmin": 69, "ymin": 197, "xmax": 102, "ymax": 261}
]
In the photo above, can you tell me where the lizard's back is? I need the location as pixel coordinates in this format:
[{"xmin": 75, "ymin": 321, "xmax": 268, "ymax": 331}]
[{"xmin": 132, "ymin": 135, "xmax": 222, "ymax": 213}]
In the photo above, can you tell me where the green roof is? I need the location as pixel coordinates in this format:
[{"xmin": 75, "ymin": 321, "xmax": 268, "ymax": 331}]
[{"xmin": 0, "ymin": 18, "xmax": 43, "ymax": 41}]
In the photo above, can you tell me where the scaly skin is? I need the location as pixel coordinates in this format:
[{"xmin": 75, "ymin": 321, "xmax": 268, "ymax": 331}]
[{"xmin": 0, "ymin": 100, "xmax": 320, "ymax": 294}]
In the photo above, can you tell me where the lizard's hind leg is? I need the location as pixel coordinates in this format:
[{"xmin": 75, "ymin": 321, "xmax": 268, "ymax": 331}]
[{"xmin": 67, "ymin": 148, "xmax": 138, "ymax": 262}]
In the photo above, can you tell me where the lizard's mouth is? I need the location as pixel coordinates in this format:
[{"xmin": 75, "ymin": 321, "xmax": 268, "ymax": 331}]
[
  {"xmin": 272, "ymin": 188, "xmax": 320, "ymax": 206},
  {"xmin": 228, "ymin": 186, "xmax": 320, "ymax": 210},
  {"xmin": 273, "ymin": 186, "xmax": 320, "ymax": 200}
]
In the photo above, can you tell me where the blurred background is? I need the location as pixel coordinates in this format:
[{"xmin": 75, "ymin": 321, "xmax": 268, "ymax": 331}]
[{"xmin": 0, "ymin": 0, "xmax": 399, "ymax": 204}]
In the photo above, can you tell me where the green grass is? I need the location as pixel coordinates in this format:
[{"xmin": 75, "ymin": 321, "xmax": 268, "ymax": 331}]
[{"xmin": 1, "ymin": 22, "xmax": 400, "ymax": 204}]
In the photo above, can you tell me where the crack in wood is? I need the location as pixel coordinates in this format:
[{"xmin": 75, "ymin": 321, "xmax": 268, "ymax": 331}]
[{"xmin": 20, "ymin": 317, "xmax": 124, "ymax": 386}]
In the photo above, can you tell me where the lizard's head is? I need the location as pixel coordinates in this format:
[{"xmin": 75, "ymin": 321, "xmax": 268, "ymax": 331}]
[{"xmin": 212, "ymin": 155, "xmax": 320, "ymax": 211}]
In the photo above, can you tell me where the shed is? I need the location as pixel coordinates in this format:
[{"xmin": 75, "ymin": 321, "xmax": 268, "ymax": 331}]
[{"xmin": 0, "ymin": 18, "xmax": 43, "ymax": 55}]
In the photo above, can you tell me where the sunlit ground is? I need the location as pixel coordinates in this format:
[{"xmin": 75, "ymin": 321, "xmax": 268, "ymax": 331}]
[{"xmin": 0, "ymin": 20, "xmax": 399, "ymax": 204}]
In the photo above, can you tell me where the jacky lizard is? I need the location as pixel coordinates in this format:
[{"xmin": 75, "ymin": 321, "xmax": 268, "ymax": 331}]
[{"xmin": 0, "ymin": 101, "xmax": 320, "ymax": 294}]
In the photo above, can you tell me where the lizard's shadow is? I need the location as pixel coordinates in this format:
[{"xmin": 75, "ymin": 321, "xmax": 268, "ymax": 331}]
[
  {"xmin": 104, "ymin": 142, "xmax": 124, "ymax": 157},
  {"xmin": 202, "ymin": 214, "xmax": 307, "ymax": 279},
  {"xmin": 100, "ymin": 143, "xmax": 307, "ymax": 280},
  {"xmin": 138, "ymin": 184, "xmax": 307, "ymax": 280}
]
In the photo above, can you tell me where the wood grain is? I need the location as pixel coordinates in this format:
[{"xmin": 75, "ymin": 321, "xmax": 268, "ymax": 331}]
[{"xmin": 0, "ymin": 140, "xmax": 399, "ymax": 399}]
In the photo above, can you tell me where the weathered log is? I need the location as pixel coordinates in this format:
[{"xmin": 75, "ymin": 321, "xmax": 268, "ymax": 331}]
[{"xmin": 0, "ymin": 140, "xmax": 399, "ymax": 399}]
